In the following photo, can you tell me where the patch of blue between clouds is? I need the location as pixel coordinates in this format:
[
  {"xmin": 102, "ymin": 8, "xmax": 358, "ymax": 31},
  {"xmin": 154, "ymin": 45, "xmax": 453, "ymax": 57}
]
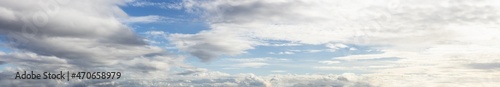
[
  {"xmin": 121, "ymin": 0, "xmax": 209, "ymax": 56},
  {"xmin": 189, "ymin": 40, "xmax": 385, "ymax": 75},
  {"xmin": 0, "ymin": 35, "xmax": 12, "ymax": 71},
  {"xmin": 121, "ymin": 0, "xmax": 209, "ymax": 34},
  {"xmin": 120, "ymin": 1, "xmax": 388, "ymax": 75}
]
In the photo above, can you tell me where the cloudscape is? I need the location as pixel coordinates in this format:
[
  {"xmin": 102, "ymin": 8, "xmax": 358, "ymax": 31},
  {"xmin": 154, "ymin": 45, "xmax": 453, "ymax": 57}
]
[{"xmin": 0, "ymin": 0, "xmax": 499, "ymax": 86}]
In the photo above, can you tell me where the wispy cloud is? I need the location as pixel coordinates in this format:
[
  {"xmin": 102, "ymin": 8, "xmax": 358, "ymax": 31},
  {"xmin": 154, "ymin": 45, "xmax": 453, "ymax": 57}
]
[{"xmin": 120, "ymin": 15, "xmax": 166, "ymax": 23}]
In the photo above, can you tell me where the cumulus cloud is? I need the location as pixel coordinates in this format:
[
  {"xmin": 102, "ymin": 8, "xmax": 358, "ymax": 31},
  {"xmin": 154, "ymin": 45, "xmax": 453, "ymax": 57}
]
[
  {"xmin": 0, "ymin": 0, "xmax": 156, "ymax": 67},
  {"xmin": 0, "ymin": 0, "xmax": 186, "ymax": 86},
  {"xmin": 104, "ymin": 71, "xmax": 373, "ymax": 87}
]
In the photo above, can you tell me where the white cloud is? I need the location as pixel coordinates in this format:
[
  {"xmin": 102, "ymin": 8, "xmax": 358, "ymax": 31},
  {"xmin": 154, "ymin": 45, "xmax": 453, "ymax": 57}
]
[
  {"xmin": 326, "ymin": 43, "xmax": 348, "ymax": 49},
  {"xmin": 306, "ymin": 50, "xmax": 323, "ymax": 53},
  {"xmin": 269, "ymin": 51, "xmax": 294, "ymax": 55},
  {"xmin": 223, "ymin": 57, "xmax": 288, "ymax": 68},
  {"xmin": 225, "ymin": 57, "xmax": 288, "ymax": 63},
  {"xmin": 177, "ymin": 0, "xmax": 500, "ymax": 86},
  {"xmin": 120, "ymin": 15, "xmax": 166, "ymax": 23},
  {"xmin": 261, "ymin": 42, "xmax": 302, "ymax": 47},
  {"xmin": 326, "ymin": 43, "xmax": 349, "ymax": 52},
  {"xmin": 145, "ymin": 30, "xmax": 166, "ymax": 36},
  {"xmin": 127, "ymin": 0, "xmax": 183, "ymax": 9},
  {"xmin": 1, "ymin": 0, "xmax": 499, "ymax": 86},
  {"xmin": 234, "ymin": 62, "xmax": 269, "ymax": 68},
  {"xmin": 335, "ymin": 50, "xmax": 411, "ymax": 61},
  {"xmin": 349, "ymin": 47, "xmax": 358, "ymax": 51},
  {"xmin": 314, "ymin": 66, "xmax": 358, "ymax": 70},
  {"xmin": 318, "ymin": 60, "xmax": 341, "ymax": 65},
  {"xmin": 270, "ymin": 70, "xmax": 286, "ymax": 73}
]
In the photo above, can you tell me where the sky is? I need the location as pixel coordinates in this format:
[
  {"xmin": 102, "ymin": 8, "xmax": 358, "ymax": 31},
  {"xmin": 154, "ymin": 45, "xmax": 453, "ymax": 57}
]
[{"xmin": 0, "ymin": 0, "xmax": 500, "ymax": 86}]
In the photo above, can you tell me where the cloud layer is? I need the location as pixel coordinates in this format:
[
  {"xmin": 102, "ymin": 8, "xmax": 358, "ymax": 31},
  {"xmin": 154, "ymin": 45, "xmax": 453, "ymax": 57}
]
[
  {"xmin": 170, "ymin": 0, "xmax": 500, "ymax": 86},
  {"xmin": 1, "ymin": 0, "xmax": 500, "ymax": 86},
  {"xmin": 0, "ymin": 0, "xmax": 184, "ymax": 86}
]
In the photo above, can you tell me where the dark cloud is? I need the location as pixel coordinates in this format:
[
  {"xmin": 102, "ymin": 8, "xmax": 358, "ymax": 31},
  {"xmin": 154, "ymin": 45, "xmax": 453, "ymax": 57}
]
[
  {"xmin": 176, "ymin": 68, "xmax": 207, "ymax": 75},
  {"xmin": 169, "ymin": 32, "xmax": 255, "ymax": 62},
  {"xmin": 0, "ymin": 0, "xmax": 186, "ymax": 86},
  {"xmin": 0, "ymin": 0, "xmax": 178, "ymax": 69}
]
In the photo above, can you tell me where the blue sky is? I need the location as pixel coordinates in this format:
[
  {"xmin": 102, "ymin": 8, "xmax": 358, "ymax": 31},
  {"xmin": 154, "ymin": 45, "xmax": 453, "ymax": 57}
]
[
  {"xmin": 119, "ymin": 0, "xmax": 383, "ymax": 75},
  {"xmin": 122, "ymin": 1, "xmax": 388, "ymax": 75}
]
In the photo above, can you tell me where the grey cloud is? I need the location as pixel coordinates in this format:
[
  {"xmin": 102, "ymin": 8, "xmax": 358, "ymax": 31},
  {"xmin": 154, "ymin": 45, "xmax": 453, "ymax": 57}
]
[
  {"xmin": 0, "ymin": 1, "xmax": 188, "ymax": 86},
  {"xmin": 169, "ymin": 32, "xmax": 255, "ymax": 62},
  {"xmin": 0, "ymin": 0, "xmax": 178, "ymax": 69},
  {"xmin": 0, "ymin": 70, "xmax": 119, "ymax": 87},
  {"xmin": 180, "ymin": 0, "xmax": 500, "ymax": 46},
  {"xmin": 467, "ymin": 63, "xmax": 500, "ymax": 70},
  {"xmin": 0, "ymin": 52, "xmax": 71, "ymax": 71},
  {"xmin": 176, "ymin": 68, "xmax": 207, "ymax": 75},
  {"xmin": 186, "ymin": 0, "xmax": 324, "ymax": 24},
  {"xmin": 0, "ymin": 53, "xmax": 186, "ymax": 86}
]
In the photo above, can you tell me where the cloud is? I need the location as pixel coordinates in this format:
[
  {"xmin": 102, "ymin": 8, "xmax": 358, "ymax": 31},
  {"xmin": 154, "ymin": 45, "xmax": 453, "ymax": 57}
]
[
  {"xmin": 234, "ymin": 62, "xmax": 268, "ymax": 68},
  {"xmin": 120, "ymin": 15, "xmax": 166, "ymax": 23},
  {"xmin": 269, "ymin": 51, "xmax": 294, "ymax": 55},
  {"xmin": 176, "ymin": 0, "xmax": 500, "ymax": 86},
  {"xmin": 176, "ymin": 0, "xmax": 451, "ymax": 60},
  {"xmin": 224, "ymin": 57, "xmax": 288, "ymax": 63},
  {"xmin": 325, "ymin": 43, "xmax": 349, "ymax": 52},
  {"xmin": 326, "ymin": 43, "xmax": 348, "ymax": 49},
  {"xmin": 176, "ymin": 67, "xmax": 208, "ymax": 75},
  {"xmin": 270, "ymin": 70, "xmax": 286, "ymax": 73},
  {"xmin": 265, "ymin": 43, "xmax": 302, "ymax": 47},
  {"xmin": 318, "ymin": 60, "xmax": 341, "ymax": 65},
  {"xmin": 179, "ymin": 0, "xmax": 500, "ymax": 49},
  {"xmin": 467, "ymin": 63, "xmax": 500, "ymax": 70},
  {"xmin": 87, "ymin": 71, "xmax": 373, "ymax": 87},
  {"xmin": 0, "ymin": 0, "xmax": 154, "ymax": 65},
  {"xmin": 335, "ymin": 50, "xmax": 410, "ymax": 61},
  {"xmin": 222, "ymin": 57, "xmax": 288, "ymax": 69},
  {"xmin": 169, "ymin": 30, "xmax": 257, "ymax": 62},
  {"xmin": 144, "ymin": 30, "xmax": 167, "ymax": 36},
  {"xmin": 1, "ymin": 0, "xmax": 500, "ymax": 86},
  {"xmin": 141, "ymin": 30, "xmax": 169, "ymax": 45},
  {"xmin": 126, "ymin": 0, "xmax": 183, "ymax": 9},
  {"xmin": 0, "ymin": 0, "xmax": 187, "ymax": 86}
]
